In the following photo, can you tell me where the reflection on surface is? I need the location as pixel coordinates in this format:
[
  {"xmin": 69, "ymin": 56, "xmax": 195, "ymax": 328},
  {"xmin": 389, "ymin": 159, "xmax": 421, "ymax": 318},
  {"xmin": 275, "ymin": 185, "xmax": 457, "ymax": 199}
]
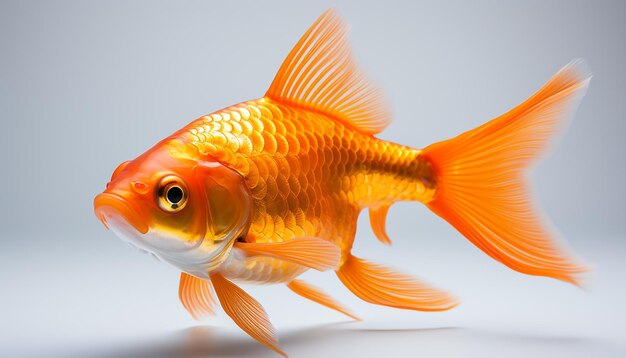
[
  {"xmin": 3, "ymin": 240, "xmax": 625, "ymax": 358},
  {"xmin": 57, "ymin": 323, "xmax": 621, "ymax": 358}
]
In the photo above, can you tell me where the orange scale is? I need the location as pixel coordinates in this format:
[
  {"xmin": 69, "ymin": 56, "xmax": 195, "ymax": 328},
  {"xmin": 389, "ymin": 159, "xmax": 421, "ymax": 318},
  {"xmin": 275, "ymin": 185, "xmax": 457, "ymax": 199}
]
[
  {"xmin": 286, "ymin": 133, "xmax": 300, "ymax": 155},
  {"xmin": 296, "ymin": 132, "xmax": 309, "ymax": 153},
  {"xmin": 273, "ymin": 118, "xmax": 286, "ymax": 136},
  {"xmin": 275, "ymin": 174, "xmax": 290, "ymax": 198},
  {"xmin": 264, "ymin": 177, "xmax": 279, "ymax": 202},
  {"xmin": 261, "ymin": 116, "xmax": 277, "ymax": 136},
  {"xmin": 249, "ymin": 131, "xmax": 265, "ymax": 152},
  {"xmin": 285, "ymin": 156, "xmax": 301, "ymax": 177},
  {"xmin": 221, "ymin": 121, "xmax": 233, "ymax": 133},
  {"xmin": 266, "ymin": 102, "xmax": 283, "ymax": 121},
  {"xmin": 230, "ymin": 109, "xmax": 241, "ymax": 122},
  {"xmin": 264, "ymin": 157, "xmax": 279, "ymax": 179},
  {"xmin": 287, "ymin": 193, "xmax": 301, "ymax": 213},
  {"xmin": 246, "ymin": 162, "xmax": 260, "ymax": 189},
  {"xmin": 251, "ymin": 180, "xmax": 268, "ymax": 201},
  {"xmin": 287, "ymin": 176, "xmax": 301, "ymax": 196},
  {"xmin": 275, "ymin": 135, "xmax": 289, "ymax": 156},
  {"xmin": 282, "ymin": 117, "xmax": 296, "ymax": 133},
  {"xmin": 261, "ymin": 132, "xmax": 277, "ymax": 155},
  {"xmin": 237, "ymin": 134, "xmax": 253, "ymax": 156},
  {"xmin": 275, "ymin": 156, "xmax": 290, "ymax": 177}
]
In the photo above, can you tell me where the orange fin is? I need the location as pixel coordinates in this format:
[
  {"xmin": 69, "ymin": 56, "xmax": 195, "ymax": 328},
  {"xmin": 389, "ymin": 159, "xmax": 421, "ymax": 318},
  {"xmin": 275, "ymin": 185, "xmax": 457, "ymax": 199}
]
[
  {"xmin": 235, "ymin": 237, "xmax": 340, "ymax": 271},
  {"xmin": 287, "ymin": 279, "xmax": 360, "ymax": 321},
  {"xmin": 421, "ymin": 61, "xmax": 591, "ymax": 285},
  {"xmin": 336, "ymin": 255, "xmax": 459, "ymax": 311},
  {"xmin": 211, "ymin": 272, "xmax": 286, "ymax": 357},
  {"xmin": 369, "ymin": 204, "xmax": 392, "ymax": 245},
  {"xmin": 266, "ymin": 9, "xmax": 390, "ymax": 135},
  {"xmin": 178, "ymin": 272, "xmax": 216, "ymax": 320}
]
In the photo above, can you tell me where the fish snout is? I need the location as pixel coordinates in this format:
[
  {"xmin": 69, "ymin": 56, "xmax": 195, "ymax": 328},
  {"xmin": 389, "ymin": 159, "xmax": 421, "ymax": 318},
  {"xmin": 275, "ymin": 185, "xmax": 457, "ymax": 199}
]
[{"xmin": 94, "ymin": 192, "xmax": 149, "ymax": 234}]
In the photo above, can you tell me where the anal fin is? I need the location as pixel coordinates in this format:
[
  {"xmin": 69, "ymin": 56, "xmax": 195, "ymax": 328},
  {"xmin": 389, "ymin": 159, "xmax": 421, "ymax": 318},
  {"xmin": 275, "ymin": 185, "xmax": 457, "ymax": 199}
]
[
  {"xmin": 287, "ymin": 279, "xmax": 360, "ymax": 321},
  {"xmin": 336, "ymin": 255, "xmax": 459, "ymax": 311}
]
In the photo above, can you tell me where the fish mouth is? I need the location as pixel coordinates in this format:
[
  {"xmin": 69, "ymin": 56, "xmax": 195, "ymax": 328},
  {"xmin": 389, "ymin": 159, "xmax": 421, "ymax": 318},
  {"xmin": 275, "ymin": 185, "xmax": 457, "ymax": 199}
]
[
  {"xmin": 94, "ymin": 192, "xmax": 149, "ymax": 235},
  {"xmin": 93, "ymin": 191, "xmax": 240, "ymax": 278}
]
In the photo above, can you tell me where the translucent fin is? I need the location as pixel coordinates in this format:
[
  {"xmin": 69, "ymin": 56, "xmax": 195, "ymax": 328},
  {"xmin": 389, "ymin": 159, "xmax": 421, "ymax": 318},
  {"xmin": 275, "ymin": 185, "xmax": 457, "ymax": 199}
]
[
  {"xmin": 287, "ymin": 279, "xmax": 360, "ymax": 320},
  {"xmin": 178, "ymin": 272, "xmax": 216, "ymax": 320},
  {"xmin": 336, "ymin": 255, "xmax": 459, "ymax": 311},
  {"xmin": 369, "ymin": 204, "xmax": 392, "ymax": 245},
  {"xmin": 422, "ymin": 61, "xmax": 591, "ymax": 285},
  {"xmin": 210, "ymin": 272, "xmax": 286, "ymax": 357},
  {"xmin": 266, "ymin": 8, "xmax": 390, "ymax": 135},
  {"xmin": 235, "ymin": 237, "xmax": 340, "ymax": 271}
]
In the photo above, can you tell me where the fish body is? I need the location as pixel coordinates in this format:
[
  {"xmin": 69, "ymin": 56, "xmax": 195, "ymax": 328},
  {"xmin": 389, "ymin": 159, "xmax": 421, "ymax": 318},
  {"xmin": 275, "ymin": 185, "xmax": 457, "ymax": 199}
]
[
  {"xmin": 178, "ymin": 98, "xmax": 435, "ymax": 283},
  {"xmin": 94, "ymin": 9, "xmax": 589, "ymax": 356}
]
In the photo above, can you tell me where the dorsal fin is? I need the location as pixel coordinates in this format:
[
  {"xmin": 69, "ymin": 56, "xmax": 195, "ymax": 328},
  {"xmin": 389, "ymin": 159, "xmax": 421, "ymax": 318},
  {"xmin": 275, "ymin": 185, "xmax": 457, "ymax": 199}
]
[{"xmin": 265, "ymin": 9, "xmax": 391, "ymax": 135}]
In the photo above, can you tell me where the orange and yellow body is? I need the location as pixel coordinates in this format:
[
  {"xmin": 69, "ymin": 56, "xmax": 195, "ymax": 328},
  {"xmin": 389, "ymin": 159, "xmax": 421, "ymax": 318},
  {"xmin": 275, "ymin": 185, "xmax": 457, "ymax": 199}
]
[{"xmin": 175, "ymin": 98, "xmax": 435, "ymax": 283}]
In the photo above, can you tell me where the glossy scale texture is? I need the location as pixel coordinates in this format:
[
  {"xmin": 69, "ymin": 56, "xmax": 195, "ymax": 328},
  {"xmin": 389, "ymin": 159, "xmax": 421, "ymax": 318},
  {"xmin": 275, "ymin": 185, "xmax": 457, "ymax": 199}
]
[{"xmin": 177, "ymin": 98, "xmax": 436, "ymax": 283}]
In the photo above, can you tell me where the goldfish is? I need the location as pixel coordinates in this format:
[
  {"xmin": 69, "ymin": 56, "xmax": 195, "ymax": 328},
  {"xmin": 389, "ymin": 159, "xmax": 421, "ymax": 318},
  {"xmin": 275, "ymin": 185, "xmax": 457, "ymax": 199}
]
[{"xmin": 94, "ymin": 9, "xmax": 590, "ymax": 356}]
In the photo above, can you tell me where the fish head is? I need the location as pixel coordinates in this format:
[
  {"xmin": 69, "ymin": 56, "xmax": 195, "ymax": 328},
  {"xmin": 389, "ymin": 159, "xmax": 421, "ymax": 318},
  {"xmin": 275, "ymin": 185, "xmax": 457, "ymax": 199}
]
[{"xmin": 94, "ymin": 140, "xmax": 252, "ymax": 278}]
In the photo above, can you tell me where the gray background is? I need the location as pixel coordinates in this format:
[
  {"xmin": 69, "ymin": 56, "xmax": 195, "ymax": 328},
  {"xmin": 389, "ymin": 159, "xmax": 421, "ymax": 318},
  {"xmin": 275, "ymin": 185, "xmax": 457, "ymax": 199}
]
[{"xmin": 1, "ymin": 0, "xmax": 625, "ymax": 357}]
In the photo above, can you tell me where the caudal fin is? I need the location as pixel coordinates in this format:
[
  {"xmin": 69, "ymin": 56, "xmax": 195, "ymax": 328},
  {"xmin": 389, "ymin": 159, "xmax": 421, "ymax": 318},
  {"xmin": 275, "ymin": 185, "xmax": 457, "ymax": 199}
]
[{"xmin": 421, "ymin": 61, "xmax": 590, "ymax": 285}]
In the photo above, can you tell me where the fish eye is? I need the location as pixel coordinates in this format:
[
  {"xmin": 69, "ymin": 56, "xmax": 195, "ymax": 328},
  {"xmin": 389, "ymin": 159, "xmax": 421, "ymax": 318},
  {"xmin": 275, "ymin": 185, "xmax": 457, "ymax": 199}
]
[
  {"xmin": 167, "ymin": 186, "xmax": 183, "ymax": 204},
  {"xmin": 157, "ymin": 175, "xmax": 188, "ymax": 213}
]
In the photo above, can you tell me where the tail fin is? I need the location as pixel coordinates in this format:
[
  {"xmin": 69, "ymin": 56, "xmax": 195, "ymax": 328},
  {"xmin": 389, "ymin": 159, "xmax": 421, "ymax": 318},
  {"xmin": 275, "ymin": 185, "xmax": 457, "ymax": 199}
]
[{"xmin": 421, "ymin": 61, "xmax": 590, "ymax": 285}]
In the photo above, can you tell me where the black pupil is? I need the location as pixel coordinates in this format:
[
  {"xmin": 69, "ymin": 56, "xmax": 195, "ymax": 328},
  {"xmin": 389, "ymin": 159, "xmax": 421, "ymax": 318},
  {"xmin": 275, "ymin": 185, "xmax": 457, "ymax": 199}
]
[{"xmin": 167, "ymin": 186, "xmax": 183, "ymax": 205}]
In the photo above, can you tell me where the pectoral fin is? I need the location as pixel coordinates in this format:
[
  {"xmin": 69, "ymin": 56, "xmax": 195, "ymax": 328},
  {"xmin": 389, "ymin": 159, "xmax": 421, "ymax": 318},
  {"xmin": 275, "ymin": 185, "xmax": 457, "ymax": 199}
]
[
  {"xmin": 287, "ymin": 279, "xmax": 360, "ymax": 321},
  {"xmin": 235, "ymin": 237, "xmax": 340, "ymax": 271},
  {"xmin": 211, "ymin": 272, "xmax": 285, "ymax": 357},
  {"xmin": 179, "ymin": 272, "xmax": 216, "ymax": 320}
]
